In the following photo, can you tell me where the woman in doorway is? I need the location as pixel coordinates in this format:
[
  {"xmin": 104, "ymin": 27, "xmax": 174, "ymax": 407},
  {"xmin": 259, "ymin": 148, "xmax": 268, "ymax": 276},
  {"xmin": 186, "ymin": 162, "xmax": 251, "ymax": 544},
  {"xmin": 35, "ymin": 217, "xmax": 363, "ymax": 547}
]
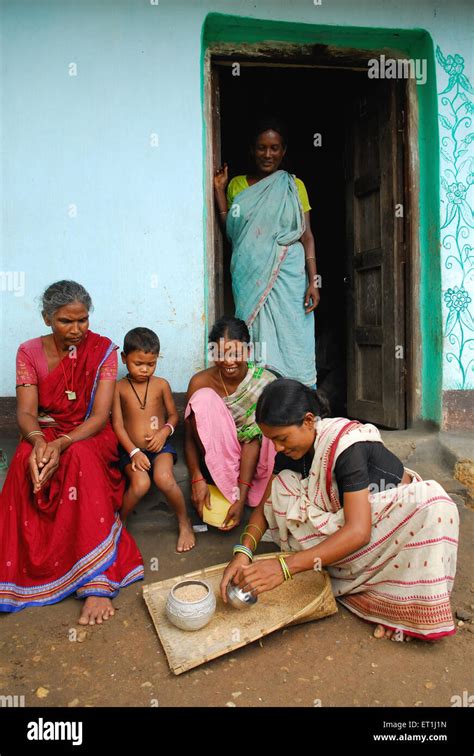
[
  {"xmin": 0, "ymin": 280, "xmax": 144, "ymax": 623},
  {"xmin": 214, "ymin": 118, "xmax": 319, "ymax": 387},
  {"xmin": 184, "ymin": 316, "xmax": 277, "ymax": 530},
  {"xmin": 220, "ymin": 379, "xmax": 459, "ymax": 641}
]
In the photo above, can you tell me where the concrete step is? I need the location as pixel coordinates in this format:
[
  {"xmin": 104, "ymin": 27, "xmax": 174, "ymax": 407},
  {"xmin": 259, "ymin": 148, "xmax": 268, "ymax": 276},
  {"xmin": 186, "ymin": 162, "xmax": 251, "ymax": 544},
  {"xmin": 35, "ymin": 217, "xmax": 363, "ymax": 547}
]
[{"xmin": 381, "ymin": 429, "xmax": 473, "ymax": 507}]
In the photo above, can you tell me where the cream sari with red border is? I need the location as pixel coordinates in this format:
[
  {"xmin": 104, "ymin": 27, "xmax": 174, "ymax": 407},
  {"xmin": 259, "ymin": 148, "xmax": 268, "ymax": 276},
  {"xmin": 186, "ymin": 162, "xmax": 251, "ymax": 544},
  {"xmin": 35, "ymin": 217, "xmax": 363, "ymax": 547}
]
[{"xmin": 264, "ymin": 418, "xmax": 459, "ymax": 639}]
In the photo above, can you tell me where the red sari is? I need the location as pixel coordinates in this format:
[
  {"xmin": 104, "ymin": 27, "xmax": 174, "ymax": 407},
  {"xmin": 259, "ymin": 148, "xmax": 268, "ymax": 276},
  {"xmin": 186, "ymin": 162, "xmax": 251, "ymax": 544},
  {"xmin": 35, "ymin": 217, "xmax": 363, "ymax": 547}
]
[{"xmin": 0, "ymin": 331, "xmax": 144, "ymax": 613}]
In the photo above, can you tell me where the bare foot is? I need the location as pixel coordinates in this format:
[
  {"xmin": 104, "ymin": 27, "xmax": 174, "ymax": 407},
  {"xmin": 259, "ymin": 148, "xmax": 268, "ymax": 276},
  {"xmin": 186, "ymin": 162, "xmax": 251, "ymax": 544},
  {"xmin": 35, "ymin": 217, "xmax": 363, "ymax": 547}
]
[
  {"xmin": 78, "ymin": 596, "xmax": 115, "ymax": 625},
  {"xmin": 390, "ymin": 631, "xmax": 413, "ymax": 642},
  {"xmin": 176, "ymin": 519, "xmax": 196, "ymax": 553},
  {"xmin": 373, "ymin": 623, "xmax": 412, "ymax": 641}
]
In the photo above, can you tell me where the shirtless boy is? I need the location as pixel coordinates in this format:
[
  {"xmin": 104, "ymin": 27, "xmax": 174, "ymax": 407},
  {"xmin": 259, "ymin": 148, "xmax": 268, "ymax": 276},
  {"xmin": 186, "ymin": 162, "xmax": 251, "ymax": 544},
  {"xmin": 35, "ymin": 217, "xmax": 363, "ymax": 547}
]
[{"xmin": 112, "ymin": 327, "xmax": 195, "ymax": 552}]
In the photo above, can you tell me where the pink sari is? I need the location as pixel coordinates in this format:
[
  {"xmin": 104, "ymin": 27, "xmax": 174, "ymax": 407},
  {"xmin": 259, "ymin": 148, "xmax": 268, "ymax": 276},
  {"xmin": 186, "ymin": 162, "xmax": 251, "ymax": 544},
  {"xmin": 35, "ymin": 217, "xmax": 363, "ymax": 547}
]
[{"xmin": 185, "ymin": 386, "xmax": 276, "ymax": 507}]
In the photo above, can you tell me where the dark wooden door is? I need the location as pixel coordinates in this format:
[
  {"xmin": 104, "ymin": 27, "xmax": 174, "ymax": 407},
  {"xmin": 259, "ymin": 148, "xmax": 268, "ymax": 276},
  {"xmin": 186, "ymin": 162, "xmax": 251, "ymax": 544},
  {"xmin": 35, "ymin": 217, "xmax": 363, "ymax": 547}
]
[{"xmin": 345, "ymin": 79, "xmax": 406, "ymax": 428}]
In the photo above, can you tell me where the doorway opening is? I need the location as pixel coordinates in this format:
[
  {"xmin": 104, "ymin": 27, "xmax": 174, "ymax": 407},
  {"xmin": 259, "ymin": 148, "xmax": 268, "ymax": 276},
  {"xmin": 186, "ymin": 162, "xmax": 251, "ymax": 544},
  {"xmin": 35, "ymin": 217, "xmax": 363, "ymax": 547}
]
[
  {"xmin": 218, "ymin": 63, "xmax": 350, "ymax": 416},
  {"xmin": 206, "ymin": 52, "xmax": 416, "ymax": 429}
]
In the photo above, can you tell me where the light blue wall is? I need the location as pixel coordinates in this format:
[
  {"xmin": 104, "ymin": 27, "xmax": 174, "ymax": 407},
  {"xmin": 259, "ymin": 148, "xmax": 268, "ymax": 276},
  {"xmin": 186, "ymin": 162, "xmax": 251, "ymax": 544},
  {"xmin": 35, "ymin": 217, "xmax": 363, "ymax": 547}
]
[
  {"xmin": 1, "ymin": 0, "xmax": 472, "ymax": 399},
  {"xmin": 0, "ymin": 0, "xmax": 206, "ymax": 392}
]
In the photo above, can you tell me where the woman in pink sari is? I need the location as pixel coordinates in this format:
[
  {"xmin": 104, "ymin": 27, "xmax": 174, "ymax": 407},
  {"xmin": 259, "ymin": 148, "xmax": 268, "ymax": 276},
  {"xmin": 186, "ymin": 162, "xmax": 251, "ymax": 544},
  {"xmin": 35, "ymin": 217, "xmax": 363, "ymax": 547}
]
[
  {"xmin": 221, "ymin": 379, "xmax": 459, "ymax": 641},
  {"xmin": 0, "ymin": 280, "xmax": 144, "ymax": 624},
  {"xmin": 185, "ymin": 317, "xmax": 277, "ymax": 530}
]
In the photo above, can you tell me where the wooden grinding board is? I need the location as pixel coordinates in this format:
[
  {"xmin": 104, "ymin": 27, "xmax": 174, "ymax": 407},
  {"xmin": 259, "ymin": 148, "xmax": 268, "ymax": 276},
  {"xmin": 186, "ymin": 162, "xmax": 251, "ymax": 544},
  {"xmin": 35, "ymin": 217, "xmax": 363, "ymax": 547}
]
[{"xmin": 142, "ymin": 552, "xmax": 338, "ymax": 675}]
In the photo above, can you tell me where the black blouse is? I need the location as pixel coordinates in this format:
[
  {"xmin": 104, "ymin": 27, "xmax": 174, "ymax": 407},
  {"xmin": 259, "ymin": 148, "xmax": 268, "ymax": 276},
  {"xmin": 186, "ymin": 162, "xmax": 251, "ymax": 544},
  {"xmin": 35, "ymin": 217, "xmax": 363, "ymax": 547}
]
[{"xmin": 273, "ymin": 441, "xmax": 404, "ymax": 506}]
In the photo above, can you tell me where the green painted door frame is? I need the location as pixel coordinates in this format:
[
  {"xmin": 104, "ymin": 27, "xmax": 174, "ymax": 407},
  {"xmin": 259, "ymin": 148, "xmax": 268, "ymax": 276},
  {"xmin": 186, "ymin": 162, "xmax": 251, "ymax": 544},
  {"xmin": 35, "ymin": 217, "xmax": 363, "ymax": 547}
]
[{"xmin": 201, "ymin": 13, "xmax": 441, "ymax": 425}]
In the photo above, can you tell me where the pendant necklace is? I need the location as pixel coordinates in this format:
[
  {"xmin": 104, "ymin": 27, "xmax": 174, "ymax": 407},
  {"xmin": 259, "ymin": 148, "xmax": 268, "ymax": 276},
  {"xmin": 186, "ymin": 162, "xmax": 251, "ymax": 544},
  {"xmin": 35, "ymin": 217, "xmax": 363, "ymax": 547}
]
[
  {"xmin": 218, "ymin": 363, "xmax": 246, "ymax": 398},
  {"xmin": 127, "ymin": 376, "xmax": 150, "ymax": 409},
  {"xmin": 219, "ymin": 370, "xmax": 230, "ymax": 397},
  {"xmin": 53, "ymin": 336, "xmax": 76, "ymax": 400}
]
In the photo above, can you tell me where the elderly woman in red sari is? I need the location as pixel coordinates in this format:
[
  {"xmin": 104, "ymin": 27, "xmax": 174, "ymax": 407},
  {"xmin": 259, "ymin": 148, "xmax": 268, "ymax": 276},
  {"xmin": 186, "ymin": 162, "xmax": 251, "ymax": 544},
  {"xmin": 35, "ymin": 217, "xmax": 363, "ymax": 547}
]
[
  {"xmin": 0, "ymin": 280, "xmax": 144, "ymax": 624},
  {"xmin": 221, "ymin": 380, "xmax": 460, "ymax": 641}
]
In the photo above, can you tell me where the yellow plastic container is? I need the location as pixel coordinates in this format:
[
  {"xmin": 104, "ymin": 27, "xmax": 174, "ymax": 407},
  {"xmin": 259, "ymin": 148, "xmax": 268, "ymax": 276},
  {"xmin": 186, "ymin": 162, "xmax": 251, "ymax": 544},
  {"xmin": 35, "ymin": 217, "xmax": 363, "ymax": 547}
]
[{"xmin": 202, "ymin": 485, "xmax": 234, "ymax": 528}]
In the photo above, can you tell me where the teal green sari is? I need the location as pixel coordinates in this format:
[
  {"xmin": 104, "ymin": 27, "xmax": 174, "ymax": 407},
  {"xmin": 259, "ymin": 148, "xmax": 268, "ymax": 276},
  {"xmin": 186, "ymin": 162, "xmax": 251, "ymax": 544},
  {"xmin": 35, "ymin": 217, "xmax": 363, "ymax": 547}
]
[{"xmin": 227, "ymin": 170, "xmax": 316, "ymax": 386}]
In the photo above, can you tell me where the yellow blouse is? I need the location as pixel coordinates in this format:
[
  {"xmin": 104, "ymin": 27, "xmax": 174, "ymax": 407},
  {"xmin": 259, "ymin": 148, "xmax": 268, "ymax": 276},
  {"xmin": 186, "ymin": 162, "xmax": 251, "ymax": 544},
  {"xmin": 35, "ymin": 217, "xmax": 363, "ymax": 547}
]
[{"xmin": 226, "ymin": 174, "xmax": 311, "ymax": 213}]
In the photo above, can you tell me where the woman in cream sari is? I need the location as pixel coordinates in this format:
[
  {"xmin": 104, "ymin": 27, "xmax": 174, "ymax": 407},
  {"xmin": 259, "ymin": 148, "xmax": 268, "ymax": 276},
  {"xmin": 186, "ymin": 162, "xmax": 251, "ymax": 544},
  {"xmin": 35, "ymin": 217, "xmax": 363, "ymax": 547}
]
[{"xmin": 220, "ymin": 380, "xmax": 459, "ymax": 641}]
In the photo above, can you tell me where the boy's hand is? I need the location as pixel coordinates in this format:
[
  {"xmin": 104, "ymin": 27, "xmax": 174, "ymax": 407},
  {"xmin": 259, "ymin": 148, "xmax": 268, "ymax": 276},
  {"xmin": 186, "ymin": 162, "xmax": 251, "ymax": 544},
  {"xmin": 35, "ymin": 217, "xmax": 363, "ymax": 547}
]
[
  {"xmin": 145, "ymin": 429, "xmax": 169, "ymax": 453},
  {"xmin": 131, "ymin": 451, "xmax": 151, "ymax": 472}
]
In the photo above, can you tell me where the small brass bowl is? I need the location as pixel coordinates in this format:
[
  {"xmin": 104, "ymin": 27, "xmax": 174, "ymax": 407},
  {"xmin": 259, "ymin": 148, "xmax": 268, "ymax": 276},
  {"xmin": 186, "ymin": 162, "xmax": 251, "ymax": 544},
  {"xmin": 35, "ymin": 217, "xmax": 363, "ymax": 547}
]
[{"xmin": 226, "ymin": 582, "xmax": 258, "ymax": 609}]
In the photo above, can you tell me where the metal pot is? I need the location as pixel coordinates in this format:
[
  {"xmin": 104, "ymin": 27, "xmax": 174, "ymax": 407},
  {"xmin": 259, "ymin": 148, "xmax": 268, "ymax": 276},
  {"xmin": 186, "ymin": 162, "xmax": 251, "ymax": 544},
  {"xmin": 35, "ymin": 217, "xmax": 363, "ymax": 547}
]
[
  {"xmin": 166, "ymin": 579, "xmax": 216, "ymax": 631},
  {"xmin": 226, "ymin": 581, "xmax": 258, "ymax": 609}
]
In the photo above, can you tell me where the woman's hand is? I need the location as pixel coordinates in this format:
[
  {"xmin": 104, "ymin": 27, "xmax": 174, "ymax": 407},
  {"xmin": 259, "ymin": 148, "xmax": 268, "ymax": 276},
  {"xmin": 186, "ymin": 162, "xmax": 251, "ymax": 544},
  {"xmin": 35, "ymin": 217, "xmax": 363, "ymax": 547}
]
[
  {"xmin": 214, "ymin": 163, "xmax": 228, "ymax": 193},
  {"xmin": 131, "ymin": 451, "xmax": 151, "ymax": 473},
  {"xmin": 304, "ymin": 283, "xmax": 320, "ymax": 313},
  {"xmin": 237, "ymin": 558, "xmax": 285, "ymax": 597},
  {"xmin": 29, "ymin": 437, "xmax": 48, "ymax": 492},
  {"xmin": 32, "ymin": 439, "xmax": 63, "ymax": 492},
  {"xmin": 191, "ymin": 479, "xmax": 211, "ymax": 519},
  {"xmin": 145, "ymin": 429, "xmax": 169, "ymax": 453},
  {"xmin": 220, "ymin": 553, "xmax": 252, "ymax": 602},
  {"xmin": 219, "ymin": 499, "xmax": 245, "ymax": 530}
]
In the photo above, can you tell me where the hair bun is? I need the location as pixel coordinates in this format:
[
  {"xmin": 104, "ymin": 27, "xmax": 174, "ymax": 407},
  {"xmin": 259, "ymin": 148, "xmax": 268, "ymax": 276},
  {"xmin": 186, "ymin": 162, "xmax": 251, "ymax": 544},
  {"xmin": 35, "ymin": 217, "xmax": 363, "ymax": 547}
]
[
  {"xmin": 256, "ymin": 378, "xmax": 331, "ymax": 427},
  {"xmin": 313, "ymin": 388, "xmax": 331, "ymax": 419}
]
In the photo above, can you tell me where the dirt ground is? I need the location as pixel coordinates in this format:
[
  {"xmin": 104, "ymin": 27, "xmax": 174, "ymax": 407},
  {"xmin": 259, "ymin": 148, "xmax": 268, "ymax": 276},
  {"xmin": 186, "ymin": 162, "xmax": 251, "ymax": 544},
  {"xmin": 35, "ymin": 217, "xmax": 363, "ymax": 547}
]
[{"xmin": 0, "ymin": 431, "xmax": 473, "ymax": 709}]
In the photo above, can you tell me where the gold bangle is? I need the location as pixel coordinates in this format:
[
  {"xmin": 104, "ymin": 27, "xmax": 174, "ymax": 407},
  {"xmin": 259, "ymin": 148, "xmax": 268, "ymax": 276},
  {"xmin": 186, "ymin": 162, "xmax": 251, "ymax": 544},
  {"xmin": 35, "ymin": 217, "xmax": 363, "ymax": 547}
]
[
  {"xmin": 305, "ymin": 256, "xmax": 316, "ymax": 262},
  {"xmin": 59, "ymin": 434, "xmax": 73, "ymax": 443},
  {"xmin": 245, "ymin": 522, "xmax": 263, "ymax": 537},
  {"xmin": 25, "ymin": 430, "xmax": 45, "ymax": 439},
  {"xmin": 241, "ymin": 531, "xmax": 258, "ymax": 551}
]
